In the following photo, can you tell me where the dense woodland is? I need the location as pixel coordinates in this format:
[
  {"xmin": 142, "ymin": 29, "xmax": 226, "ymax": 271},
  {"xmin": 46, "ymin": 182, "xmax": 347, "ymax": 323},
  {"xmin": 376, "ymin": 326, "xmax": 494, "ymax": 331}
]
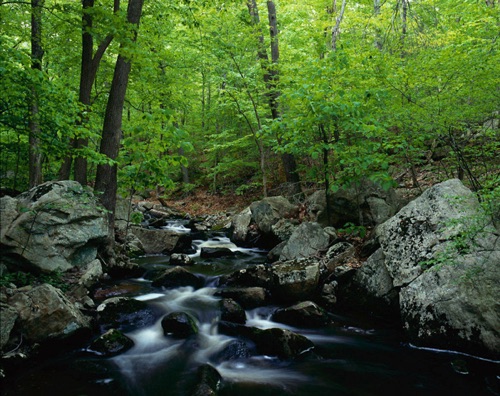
[{"xmin": 1, "ymin": 0, "xmax": 499, "ymax": 219}]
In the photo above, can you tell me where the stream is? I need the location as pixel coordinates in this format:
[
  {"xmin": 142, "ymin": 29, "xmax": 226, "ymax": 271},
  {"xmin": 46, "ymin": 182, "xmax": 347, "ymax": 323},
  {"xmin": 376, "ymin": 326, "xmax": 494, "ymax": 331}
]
[{"xmin": 2, "ymin": 222, "xmax": 499, "ymax": 396}]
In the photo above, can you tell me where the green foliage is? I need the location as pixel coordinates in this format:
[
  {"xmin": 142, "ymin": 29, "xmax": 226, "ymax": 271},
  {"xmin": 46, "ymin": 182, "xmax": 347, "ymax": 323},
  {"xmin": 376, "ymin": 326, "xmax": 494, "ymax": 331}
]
[
  {"xmin": 338, "ymin": 222, "xmax": 367, "ymax": 239},
  {"xmin": 0, "ymin": 270, "xmax": 68, "ymax": 291},
  {"xmin": 130, "ymin": 211, "xmax": 144, "ymax": 225},
  {"xmin": 235, "ymin": 182, "xmax": 262, "ymax": 196},
  {"xmin": 1, "ymin": 0, "xmax": 498, "ymax": 201}
]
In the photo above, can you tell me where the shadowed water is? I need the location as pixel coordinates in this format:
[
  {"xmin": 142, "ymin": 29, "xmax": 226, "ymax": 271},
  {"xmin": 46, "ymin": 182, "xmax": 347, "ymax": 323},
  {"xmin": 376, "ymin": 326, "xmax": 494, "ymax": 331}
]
[{"xmin": 2, "ymin": 227, "xmax": 499, "ymax": 396}]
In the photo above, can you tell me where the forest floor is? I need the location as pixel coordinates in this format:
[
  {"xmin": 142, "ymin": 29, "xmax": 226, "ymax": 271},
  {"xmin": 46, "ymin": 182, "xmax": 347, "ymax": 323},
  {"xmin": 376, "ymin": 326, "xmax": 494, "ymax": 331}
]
[
  {"xmin": 152, "ymin": 164, "xmax": 448, "ymax": 218},
  {"xmin": 146, "ymin": 163, "xmax": 468, "ymax": 272}
]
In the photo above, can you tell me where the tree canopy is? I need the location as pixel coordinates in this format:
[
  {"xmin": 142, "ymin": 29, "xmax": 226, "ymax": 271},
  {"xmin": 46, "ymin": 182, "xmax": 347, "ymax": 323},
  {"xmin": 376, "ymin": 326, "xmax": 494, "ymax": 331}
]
[{"xmin": 1, "ymin": 0, "xmax": 498, "ymax": 206}]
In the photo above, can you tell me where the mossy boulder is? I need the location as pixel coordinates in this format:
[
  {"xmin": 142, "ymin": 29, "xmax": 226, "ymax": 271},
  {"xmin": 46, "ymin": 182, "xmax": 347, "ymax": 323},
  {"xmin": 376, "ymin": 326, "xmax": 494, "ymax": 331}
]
[{"xmin": 88, "ymin": 328, "xmax": 134, "ymax": 357}]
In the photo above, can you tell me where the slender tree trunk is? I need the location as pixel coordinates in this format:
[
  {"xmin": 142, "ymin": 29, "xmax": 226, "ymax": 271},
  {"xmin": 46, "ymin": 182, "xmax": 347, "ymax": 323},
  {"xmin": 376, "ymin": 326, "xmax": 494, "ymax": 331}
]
[
  {"xmin": 401, "ymin": 0, "xmax": 408, "ymax": 56},
  {"xmin": 246, "ymin": 0, "xmax": 301, "ymax": 196},
  {"xmin": 331, "ymin": 0, "xmax": 347, "ymax": 51},
  {"xmin": 266, "ymin": 1, "xmax": 301, "ymax": 195},
  {"xmin": 266, "ymin": 0, "xmax": 280, "ymax": 121},
  {"xmin": 29, "ymin": 0, "xmax": 44, "ymax": 188},
  {"xmin": 373, "ymin": 0, "xmax": 383, "ymax": 49},
  {"xmin": 94, "ymin": 0, "xmax": 144, "ymax": 241}
]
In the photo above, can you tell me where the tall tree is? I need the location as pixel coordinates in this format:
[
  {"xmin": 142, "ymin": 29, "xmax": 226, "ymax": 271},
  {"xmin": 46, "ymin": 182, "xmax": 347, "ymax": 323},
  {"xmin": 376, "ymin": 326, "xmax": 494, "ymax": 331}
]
[
  {"xmin": 266, "ymin": 1, "xmax": 302, "ymax": 196},
  {"xmin": 331, "ymin": 0, "xmax": 347, "ymax": 51},
  {"xmin": 28, "ymin": 0, "xmax": 44, "ymax": 188},
  {"xmin": 94, "ymin": 0, "xmax": 144, "ymax": 240},
  {"xmin": 247, "ymin": 0, "xmax": 301, "ymax": 196},
  {"xmin": 59, "ymin": 0, "xmax": 119, "ymax": 183}
]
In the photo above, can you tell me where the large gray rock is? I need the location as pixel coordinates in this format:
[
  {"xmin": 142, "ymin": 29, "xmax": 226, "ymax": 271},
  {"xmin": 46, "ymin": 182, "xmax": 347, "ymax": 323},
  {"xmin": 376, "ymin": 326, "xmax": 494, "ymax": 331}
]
[
  {"xmin": 272, "ymin": 258, "xmax": 320, "ymax": 302},
  {"xmin": 216, "ymin": 287, "xmax": 268, "ymax": 309},
  {"xmin": 8, "ymin": 283, "xmax": 91, "ymax": 343},
  {"xmin": 250, "ymin": 196, "xmax": 298, "ymax": 234},
  {"xmin": 131, "ymin": 227, "xmax": 192, "ymax": 254},
  {"xmin": 231, "ymin": 196, "xmax": 297, "ymax": 248},
  {"xmin": 306, "ymin": 179, "xmax": 400, "ymax": 227},
  {"xmin": 279, "ymin": 222, "xmax": 330, "ymax": 261},
  {"xmin": 231, "ymin": 207, "xmax": 252, "ymax": 243},
  {"xmin": 272, "ymin": 301, "xmax": 331, "ymax": 328},
  {"xmin": 0, "ymin": 302, "xmax": 18, "ymax": 351},
  {"xmin": 0, "ymin": 181, "xmax": 108, "ymax": 272},
  {"xmin": 343, "ymin": 248, "xmax": 399, "ymax": 314},
  {"xmin": 356, "ymin": 179, "xmax": 500, "ymax": 357},
  {"xmin": 400, "ymin": 248, "xmax": 500, "ymax": 358}
]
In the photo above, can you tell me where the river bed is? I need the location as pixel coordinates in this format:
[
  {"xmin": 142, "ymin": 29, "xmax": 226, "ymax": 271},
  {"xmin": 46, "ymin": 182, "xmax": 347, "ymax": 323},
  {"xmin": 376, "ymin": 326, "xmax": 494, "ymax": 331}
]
[{"xmin": 2, "ymin": 227, "xmax": 499, "ymax": 396}]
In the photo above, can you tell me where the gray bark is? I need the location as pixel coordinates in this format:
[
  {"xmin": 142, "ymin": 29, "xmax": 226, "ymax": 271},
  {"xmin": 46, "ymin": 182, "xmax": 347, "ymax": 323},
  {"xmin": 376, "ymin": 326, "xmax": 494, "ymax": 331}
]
[{"xmin": 29, "ymin": 0, "xmax": 44, "ymax": 188}]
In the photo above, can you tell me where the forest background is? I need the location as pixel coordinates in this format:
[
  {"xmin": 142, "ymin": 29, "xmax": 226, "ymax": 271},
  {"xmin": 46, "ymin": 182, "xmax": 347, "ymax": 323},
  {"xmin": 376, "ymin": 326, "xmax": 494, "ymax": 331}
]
[{"xmin": 1, "ymin": 0, "xmax": 499, "ymax": 224}]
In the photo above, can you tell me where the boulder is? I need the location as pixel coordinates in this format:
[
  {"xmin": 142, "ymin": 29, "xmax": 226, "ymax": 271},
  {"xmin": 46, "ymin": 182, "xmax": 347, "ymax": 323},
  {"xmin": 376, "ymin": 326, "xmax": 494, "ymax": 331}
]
[
  {"xmin": 272, "ymin": 301, "xmax": 331, "ymax": 328},
  {"xmin": 216, "ymin": 323, "xmax": 314, "ymax": 360},
  {"xmin": 322, "ymin": 242, "xmax": 355, "ymax": 277},
  {"xmin": 250, "ymin": 196, "xmax": 298, "ymax": 234},
  {"xmin": 221, "ymin": 264, "xmax": 273, "ymax": 289},
  {"xmin": 376, "ymin": 179, "xmax": 489, "ymax": 287},
  {"xmin": 200, "ymin": 247, "xmax": 235, "ymax": 258},
  {"xmin": 231, "ymin": 196, "xmax": 298, "ymax": 248},
  {"xmin": 279, "ymin": 222, "xmax": 330, "ymax": 261},
  {"xmin": 400, "ymin": 251, "xmax": 500, "ymax": 358},
  {"xmin": 356, "ymin": 179, "xmax": 500, "ymax": 357},
  {"xmin": 318, "ymin": 280, "xmax": 338, "ymax": 310},
  {"xmin": 191, "ymin": 364, "xmax": 222, "ymax": 396},
  {"xmin": 216, "ymin": 287, "xmax": 268, "ymax": 309},
  {"xmin": 267, "ymin": 241, "xmax": 286, "ymax": 263},
  {"xmin": 0, "ymin": 302, "xmax": 18, "ymax": 351},
  {"xmin": 343, "ymin": 248, "xmax": 399, "ymax": 315},
  {"xmin": 130, "ymin": 227, "xmax": 193, "ymax": 255},
  {"xmin": 271, "ymin": 218, "xmax": 299, "ymax": 242},
  {"xmin": 151, "ymin": 266, "xmax": 203, "ymax": 289},
  {"xmin": 0, "ymin": 181, "xmax": 108, "ymax": 272},
  {"xmin": 8, "ymin": 283, "xmax": 91, "ymax": 343},
  {"xmin": 170, "ymin": 253, "xmax": 194, "ymax": 266},
  {"xmin": 96, "ymin": 297, "xmax": 157, "ymax": 332},
  {"xmin": 219, "ymin": 298, "xmax": 246, "ymax": 324},
  {"xmin": 271, "ymin": 259, "xmax": 320, "ymax": 302},
  {"xmin": 88, "ymin": 328, "xmax": 134, "ymax": 357},
  {"xmin": 78, "ymin": 259, "xmax": 103, "ymax": 288},
  {"xmin": 306, "ymin": 179, "xmax": 400, "ymax": 228},
  {"xmin": 254, "ymin": 328, "xmax": 314, "ymax": 359},
  {"xmin": 231, "ymin": 207, "xmax": 252, "ymax": 244},
  {"xmin": 161, "ymin": 311, "xmax": 199, "ymax": 338},
  {"xmin": 115, "ymin": 197, "xmax": 142, "ymax": 232},
  {"xmin": 210, "ymin": 339, "xmax": 251, "ymax": 363}
]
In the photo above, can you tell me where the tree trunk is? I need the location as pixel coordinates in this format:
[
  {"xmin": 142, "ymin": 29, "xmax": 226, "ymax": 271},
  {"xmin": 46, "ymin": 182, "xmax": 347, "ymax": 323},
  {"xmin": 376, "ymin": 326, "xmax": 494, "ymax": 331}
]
[
  {"xmin": 331, "ymin": 0, "xmax": 346, "ymax": 51},
  {"xmin": 29, "ymin": 0, "xmax": 44, "ymax": 188},
  {"xmin": 94, "ymin": 0, "xmax": 144, "ymax": 240},
  {"xmin": 266, "ymin": 1, "xmax": 301, "ymax": 195},
  {"xmin": 59, "ymin": 0, "xmax": 118, "ymax": 182},
  {"xmin": 401, "ymin": 0, "xmax": 408, "ymax": 56}
]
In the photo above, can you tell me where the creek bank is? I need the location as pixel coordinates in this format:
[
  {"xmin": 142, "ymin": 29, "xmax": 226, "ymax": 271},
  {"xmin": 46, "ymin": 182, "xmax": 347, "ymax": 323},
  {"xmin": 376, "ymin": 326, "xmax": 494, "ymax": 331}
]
[
  {"xmin": 227, "ymin": 179, "xmax": 499, "ymax": 358},
  {"xmin": 1, "ymin": 178, "xmax": 498, "ymax": 389}
]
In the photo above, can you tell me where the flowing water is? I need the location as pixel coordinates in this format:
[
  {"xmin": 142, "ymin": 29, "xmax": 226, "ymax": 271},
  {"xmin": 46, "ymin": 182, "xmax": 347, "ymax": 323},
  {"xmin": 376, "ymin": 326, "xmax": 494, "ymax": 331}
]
[{"xmin": 2, "ymin": 222, "xmax": 499, "ymax": 396}]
